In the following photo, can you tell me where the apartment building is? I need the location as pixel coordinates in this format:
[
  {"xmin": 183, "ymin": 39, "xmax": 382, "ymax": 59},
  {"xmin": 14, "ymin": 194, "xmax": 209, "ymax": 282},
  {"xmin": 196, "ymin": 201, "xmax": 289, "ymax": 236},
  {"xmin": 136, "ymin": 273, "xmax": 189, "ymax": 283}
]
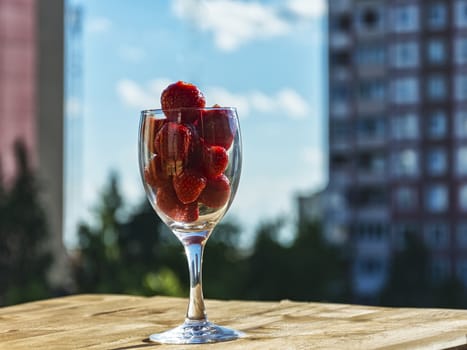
[
  {"xmin": 326, "ymin": 0, "xmax": 467, "ymax": 299},
  {"xmin": 0, "ymin": 0, "xmax": 68, "ymax": 287}
]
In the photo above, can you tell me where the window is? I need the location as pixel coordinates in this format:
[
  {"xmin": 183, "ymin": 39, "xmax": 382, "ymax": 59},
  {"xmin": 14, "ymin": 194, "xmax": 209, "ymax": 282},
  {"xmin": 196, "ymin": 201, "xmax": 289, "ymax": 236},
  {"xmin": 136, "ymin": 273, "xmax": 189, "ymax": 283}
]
[
  {"xmin": 426, "ymin": 148, "xmax": 447, "ymax": 175},
  {"xmin": 356, "ymin": 6, "xmax": 383, "ymax": 32},
  {"xmin": 331, "ymin": 51, "xmax": 351, "ymax": 66},
  {"xmin": 392, "ymin": 149, "xmax": 418, "ymax": 177},
  {"xmin": 358, "ymin": 152, "xmax": 385, "ymax": 173},
  {"xmin": 356, "ymin": 45, "xmax": 385, "ymax": 66},
  {"xmin": 357, "ymin": 118, "xmax": 385, "ymax": 140},
  {"xmin": 455, "ymin": 38, "xmax": 467, "ymax": 65},
  {"xmin": 331, "ymin": 85, "xmax": 350, "ymax": 105},
  {"xmin": 428, "ymin": 3, "xmax": 447, "ymax": 29},
  {"xmin": 424, "ymin": 223, "xmax": 449, "ymax": 248},
  {"xmin": 457, "ymin": 223, "xmax": 467, "ymax": 247},
  {"xmin": 330, "ymin": 154, "xmax": 350, "ymax": 169},
  {"xmin": 359, "ymin": 80, "xmax": 385, "ymax": 102},
  {"xmin": 392, "ymin": 5, "xmax": 419, "ymax": 33},
  {"xmin": 354, "ymin": 187, "xmax": 387, "ymax": 207},
  {"xmin": 427, "ymin": 111, "xmax": 447, "ymax": 139},
  {"xmin": 331, "ymin": 14, "xmax": 351, "ymax": 32},
  {"xmin": 391, "ymin": 42, "xmax": 419, "ymax": 68},
  {"xmin": 427, "ymin": 75, "xmax": 446, "ymax": 101},
  {"xmin": 459, "ymin": 184, "xmax": 467, "ymax": 210},
  {"xmin": 455, "ymin": 0, "xmax": 467, "ymax": 28},
  {"xmin": 425, "ymin": 184, "xmax": 448, "ymax": 212},
  {"xmin": 455, "ymin": 110, "xmax": 467, "ymax": 139},
  {"xmin": 394, "ymin": 186, "xmax": 417, "ymax": 211},
  {"xmin": 392, "ymin": 77, "xmax": 419, "ymax": 104},
  {"xmin": 358, "ymin": 258, "xmax": 383, "ymax": 276},
  {"xmin": 457, "ymin": 259, "xmax": 467, "ymax": 286},
  {"xmin": 427, "ymin": 40, "xmax": 445, "ymax": 64},
  {"xmin": 456, "ymin": 147, "xmax": 467, "ymax": 175},
  {"xmin": 331, "ymin": 121, "xmax": 350, "ymax": 143},
  {"xmin": 391, "ymin": 113, "xmax": 418, "ymax": 140},
  {"xmin": 455, "ymin": 75, "xmax": 467, "ymax": 101},
  {"xmin": 431, "ymin": 257, "xmax": 450, "ymax": 283}
]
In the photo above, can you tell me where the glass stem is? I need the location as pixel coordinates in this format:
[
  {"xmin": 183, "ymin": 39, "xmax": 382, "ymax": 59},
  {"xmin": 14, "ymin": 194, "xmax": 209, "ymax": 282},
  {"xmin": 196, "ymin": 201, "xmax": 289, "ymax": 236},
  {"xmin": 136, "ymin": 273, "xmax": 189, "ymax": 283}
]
[{"xmin": 183, "ymin": 236, "xmax": 208, "ymax": 322}]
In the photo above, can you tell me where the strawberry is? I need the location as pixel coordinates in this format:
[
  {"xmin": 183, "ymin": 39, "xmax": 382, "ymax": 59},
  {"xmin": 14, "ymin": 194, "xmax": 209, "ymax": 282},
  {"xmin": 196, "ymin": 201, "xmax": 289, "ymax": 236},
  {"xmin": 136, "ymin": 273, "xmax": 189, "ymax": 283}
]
[
  {"xmin": 202, "ymin": 145, "xmax": 228, "ymax": 178},
  {"xmin": 144, "ymin": 154, "xmax": 170, "ymax": 188},
  {"xmin": 156, "ymin": 184, "xmax": 199, "ymax": 222},
  {"xmin": 154, "ymin": 122, "xmax": 191, "ymax": 161},
  {"xmin": 143, "ymin": 117, "xmax": 166, "ymax": 154},
  {"xmin": 156, "ymin": 184, "xmax": 180, "ymax": 218},
  {"xmin": 185, "ymin": 124, "xmax": 204, "ymax": 171},
  {"xmin": 197, "ymin": 107, "xmax": 236, "ymax": 149},
  {"xmin": 199, "ymin": 174, "xmax": 231, "ymax": 209},
  {"xmin": 173, "ymin": 169, "xmax": 207, "ymax": 204},
  {"xmin": 174, "ymin": 201, "xmax": 199, "ymax": 223},
  {"xmin": 160, "ymin": 81, "xmax": 206, "ymax": 123}
]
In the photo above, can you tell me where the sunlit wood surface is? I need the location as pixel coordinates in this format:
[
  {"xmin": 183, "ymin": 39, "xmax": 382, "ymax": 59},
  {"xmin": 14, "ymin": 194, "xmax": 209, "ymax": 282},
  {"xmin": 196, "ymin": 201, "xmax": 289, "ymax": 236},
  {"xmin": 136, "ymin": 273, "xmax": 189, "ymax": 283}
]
[{"xmin": 1, "ymin": 294, "xmax": 467, "ymax": 349}]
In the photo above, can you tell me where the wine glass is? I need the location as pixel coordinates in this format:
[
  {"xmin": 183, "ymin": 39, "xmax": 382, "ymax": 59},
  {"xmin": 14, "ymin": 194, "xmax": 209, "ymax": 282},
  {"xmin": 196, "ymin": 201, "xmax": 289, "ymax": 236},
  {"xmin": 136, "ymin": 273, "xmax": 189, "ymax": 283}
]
[{"xmin": 138, "ymin": 107, "xmax": 244, "ymax": 344}]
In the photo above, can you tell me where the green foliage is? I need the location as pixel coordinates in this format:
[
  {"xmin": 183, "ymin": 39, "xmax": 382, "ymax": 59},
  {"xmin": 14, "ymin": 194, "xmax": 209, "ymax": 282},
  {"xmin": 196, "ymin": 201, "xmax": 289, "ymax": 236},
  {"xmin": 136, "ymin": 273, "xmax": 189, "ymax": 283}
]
[
  {"xmin": 380, "ymin": 232, "xmax": 467, "ymax": 308},
  {"xmin": 241, "ymin": 219, "xmax": 349, "ymax": 302},
  {"xmin": 380, "ymin": 232, "xmax": 432, "ymax": 307},
  {"xmin": 74, "ymin": 174, "xmax": 350, "ymax": 304},
  {"xmin": 73, "ymin": 173, "xmax": 185, "ymax": 297},
  {"xmin": 0, "ymin": 142, "xmax": 53, "ymax": 306}
]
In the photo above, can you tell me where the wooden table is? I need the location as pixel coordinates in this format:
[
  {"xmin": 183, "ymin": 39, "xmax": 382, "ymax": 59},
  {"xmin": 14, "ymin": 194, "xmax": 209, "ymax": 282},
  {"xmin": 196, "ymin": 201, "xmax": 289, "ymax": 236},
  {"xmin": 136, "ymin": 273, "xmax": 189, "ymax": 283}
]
[{"xmin": 1, "ymin": 294, "xmax": 467, "ymax": 349}]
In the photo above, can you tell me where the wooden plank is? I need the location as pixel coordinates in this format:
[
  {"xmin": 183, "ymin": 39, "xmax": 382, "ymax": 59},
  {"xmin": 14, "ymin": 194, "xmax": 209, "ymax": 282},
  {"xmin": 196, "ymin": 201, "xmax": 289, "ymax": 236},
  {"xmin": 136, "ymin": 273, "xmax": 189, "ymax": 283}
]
[{"xmin": 0, "ymin": 294, "xmax": 466, "ymax": 349}]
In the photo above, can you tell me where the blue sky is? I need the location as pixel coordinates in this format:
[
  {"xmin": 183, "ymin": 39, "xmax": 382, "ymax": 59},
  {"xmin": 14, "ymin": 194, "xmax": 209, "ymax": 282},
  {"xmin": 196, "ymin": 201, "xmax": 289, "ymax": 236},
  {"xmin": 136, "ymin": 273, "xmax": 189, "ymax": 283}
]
[{"xmin": 66, "ymin": 0, "xmax": 327, "ymax": 247}]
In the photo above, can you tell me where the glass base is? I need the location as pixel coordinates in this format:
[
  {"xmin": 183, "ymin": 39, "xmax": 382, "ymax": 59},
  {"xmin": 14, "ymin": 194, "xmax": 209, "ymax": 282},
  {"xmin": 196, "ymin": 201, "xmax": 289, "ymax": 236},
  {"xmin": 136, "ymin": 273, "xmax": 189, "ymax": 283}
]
[{"xmin": 149, "ymin": 320, "xmax": 245, "ymax": 344}]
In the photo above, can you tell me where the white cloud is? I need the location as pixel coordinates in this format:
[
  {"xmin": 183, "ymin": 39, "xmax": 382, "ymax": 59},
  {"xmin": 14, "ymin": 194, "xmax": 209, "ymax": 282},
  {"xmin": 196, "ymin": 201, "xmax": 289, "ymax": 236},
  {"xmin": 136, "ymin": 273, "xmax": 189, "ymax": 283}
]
[
  {"xmin": 277, "ymin": 88, "xmax": 309, "ymax": 119},
  {"xmin": 301, "ymin": 146, "xmax": 324, "ymax": 170},
  {"xmin": 86, "ymin": 16, "xmax": 112, "ymax": 34},
  {"xmin": 204, "ymin": 86, "xmax": 251, "ymax": 115},
  {"xmin": 285, "ymin": 0, "xmax": 327, "ymax": 19},
  {"xmin": 116, "ymin": 78, "xmax": 312, "ymax": 119},
  {"xmin": 171, "ymin": 0, "xmax": 325, "ymax": 51},
  {"xmin": 206, "ymin": 86, "xmax": 311, "ymax": 119},
  {"xmin": 116, "ymin": 80, "xmax": 154, "ymax": 110}
]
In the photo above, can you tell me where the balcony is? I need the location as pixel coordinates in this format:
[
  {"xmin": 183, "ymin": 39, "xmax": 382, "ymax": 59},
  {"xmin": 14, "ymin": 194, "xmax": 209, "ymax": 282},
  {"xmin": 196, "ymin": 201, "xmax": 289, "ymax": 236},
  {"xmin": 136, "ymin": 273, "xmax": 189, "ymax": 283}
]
[
  {"xmin": 355, "ymin": 206, "xmax": 389, "ymax": 220},
  {"xmin": 356, "ymin": 170, "xmax": 387, "ymax": 184}
]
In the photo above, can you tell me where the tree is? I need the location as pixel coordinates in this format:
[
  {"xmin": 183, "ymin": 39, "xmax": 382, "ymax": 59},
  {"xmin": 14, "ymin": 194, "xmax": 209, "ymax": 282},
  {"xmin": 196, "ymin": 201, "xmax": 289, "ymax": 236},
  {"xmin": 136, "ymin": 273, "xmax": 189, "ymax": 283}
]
[
  {"xmin": 74, "ymin": 173, "xmax": 184, "ymax": 296},
  {"xmin": 240, "ymin": 218, "xmax": 349, "ymax": 302},
  {"xmin": 379, "ymin": 232, "xmax": 432, "ymax": 307},
  {"xmin": 287, "ymin": 220, "xmax": 350, "ymax": 302},
  {"xmin": 0, "ymin": 142, "xmax": 53, "ymax": 305},
  {"xmin": 202, "ymin": 218, "xmax": 248, "ymax": 299}
]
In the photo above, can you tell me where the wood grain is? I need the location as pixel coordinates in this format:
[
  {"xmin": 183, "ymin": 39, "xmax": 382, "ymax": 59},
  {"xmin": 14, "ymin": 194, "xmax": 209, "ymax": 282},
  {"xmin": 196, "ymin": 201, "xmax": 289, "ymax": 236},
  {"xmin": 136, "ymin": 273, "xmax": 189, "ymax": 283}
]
[{"xmin": 0, "ymin": 294, "xmax": 466, "ymax": 349}]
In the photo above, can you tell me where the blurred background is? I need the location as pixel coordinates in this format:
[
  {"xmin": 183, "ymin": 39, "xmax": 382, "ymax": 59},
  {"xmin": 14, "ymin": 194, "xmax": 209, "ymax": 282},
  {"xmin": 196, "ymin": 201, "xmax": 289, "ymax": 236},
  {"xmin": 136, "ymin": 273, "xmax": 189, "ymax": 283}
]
[{"xmin": 1, "ymin": 0, "xmax": 466, "ymax": 309}]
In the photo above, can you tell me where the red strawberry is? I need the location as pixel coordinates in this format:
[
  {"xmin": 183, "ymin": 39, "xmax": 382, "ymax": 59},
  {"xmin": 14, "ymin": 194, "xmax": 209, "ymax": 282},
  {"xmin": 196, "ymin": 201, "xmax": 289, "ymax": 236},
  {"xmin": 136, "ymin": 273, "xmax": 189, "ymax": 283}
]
[
  {"xmin": 161, "ymin": 81, "xmax": 206, "ymax": 123},
  {"xmin": 197, "ymin": 107, "xmax": 236, "ymax": 149},
  {"xmin": 144, "ymin": 154, "xmax": 170, "ymax": 188},
  {"xmin": 173, "ymin": 169, "xmax": 207, "ymax": 204},
  {"xmin": 156, "ymin": 184, "xmax": 199, "ymax": 222},
  {"xmin": 199, "ymin": 174, "xmax": 231, "ymax": 209},
  {"xmin": 202, "ymin": 145, "xmax": 228, "ymax": 178},
  {"xmin": 155, "ymin": 122, "xmax": 191, "ymax": 161},
  {"xmin": 185, "ymin": 124, "xmax": 203, "ymax": 171},
  {"xmin": 143, "ymin": 117, "xmax": 166, "ymax": 154},
  {"xmin": 156, "ymin": 184, "xmax": 180, "ymax": 218},
  {"xmin": 174, "ymin": 201, "xmax": 199, "ymax": 222}
]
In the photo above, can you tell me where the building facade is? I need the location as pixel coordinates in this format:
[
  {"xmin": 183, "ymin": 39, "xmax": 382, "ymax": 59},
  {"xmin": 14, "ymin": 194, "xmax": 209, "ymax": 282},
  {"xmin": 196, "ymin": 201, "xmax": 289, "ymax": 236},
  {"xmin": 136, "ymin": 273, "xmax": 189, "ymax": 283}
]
[
  {"xmin": 327, "ymin": 0, "xmax": 467, "ymax": 300},
  {"xmin": 0, "ymin": 0, "xmax": 68, "ymax": 287}
]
